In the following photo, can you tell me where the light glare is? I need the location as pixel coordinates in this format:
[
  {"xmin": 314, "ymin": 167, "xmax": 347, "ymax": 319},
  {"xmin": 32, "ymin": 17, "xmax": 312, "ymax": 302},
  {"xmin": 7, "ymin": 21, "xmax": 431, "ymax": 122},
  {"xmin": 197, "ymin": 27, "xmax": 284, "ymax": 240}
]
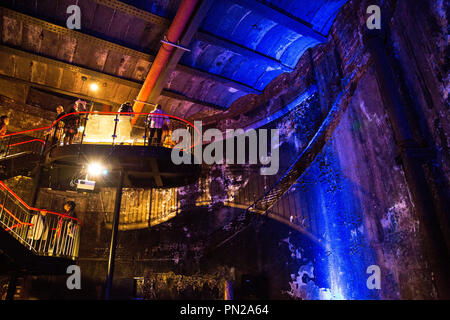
[
  {"xmin": 90, "ymin": 83, "xmax": 99, "ymax": 92},
  {"xmin": 87, "ymin": 163, "xmax": 103, "ymax": 176}
]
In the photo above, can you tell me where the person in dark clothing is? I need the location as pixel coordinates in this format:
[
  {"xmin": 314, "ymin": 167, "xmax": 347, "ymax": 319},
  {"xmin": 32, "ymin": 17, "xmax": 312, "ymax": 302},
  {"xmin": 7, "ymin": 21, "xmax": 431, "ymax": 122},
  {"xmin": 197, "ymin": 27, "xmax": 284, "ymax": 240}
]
[
  {"xmin": 63, "ymin": 103, "xmax": 80, "ymax": 145},
  {"xmin": 45, "ymin": 106, "xmax": 66, "ymax": 146},
  {"xmin": 117, "ymin": 101, "xmax": 134, "ymax": 144},
  {"xmin": 51, "ymin": 200, "xmax": 78, "ymax": 256},
  {"xmin": 55, "ymin": 105, "xmax": 66, "ymax": 121},
  {"xmin": 118, "ymin": 101, "xmax": 134, "ymax": 114},
  {"xmin": 63, "ymin": 201, "xmax": 77, "ymax": 219},
  {"xmin": 0, "ymin": 116, "xmax": 10, "ymax": 157},
  {"xmin": 0, "ymin": 115, "xmax": 9, "ymax": 137}
]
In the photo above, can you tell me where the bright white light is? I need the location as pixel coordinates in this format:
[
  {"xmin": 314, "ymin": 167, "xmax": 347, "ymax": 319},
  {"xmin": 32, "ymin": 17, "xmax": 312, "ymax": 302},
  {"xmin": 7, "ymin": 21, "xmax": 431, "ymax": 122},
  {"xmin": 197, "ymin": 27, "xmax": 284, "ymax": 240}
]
[
  {"xmin": 78, "ymin": 126, "xmax": 85, "ymax": 133},
  {"xmin": 87, "ymin": 163, "xmax": 103, "ymax": 176},
  {"xmin": 90, "ymin": 83, "xmax": 99, "ymax": 92}
]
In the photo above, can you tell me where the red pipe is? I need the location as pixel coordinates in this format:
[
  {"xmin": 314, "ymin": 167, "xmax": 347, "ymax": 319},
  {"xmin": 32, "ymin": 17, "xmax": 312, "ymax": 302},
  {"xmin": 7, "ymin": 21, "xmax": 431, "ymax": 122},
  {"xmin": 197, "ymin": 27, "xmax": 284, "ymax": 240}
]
[{"xmin": 131, "ymin": 0, "xmax": 200, "ymax": 127}]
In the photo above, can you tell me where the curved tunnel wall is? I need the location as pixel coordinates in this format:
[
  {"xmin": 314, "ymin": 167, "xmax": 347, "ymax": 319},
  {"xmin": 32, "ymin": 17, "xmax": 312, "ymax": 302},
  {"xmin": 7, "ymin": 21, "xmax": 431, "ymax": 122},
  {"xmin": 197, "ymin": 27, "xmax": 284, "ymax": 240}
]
[{"xmin": 181, "ymin": 0, "xmax": 347, "ymax": 102}]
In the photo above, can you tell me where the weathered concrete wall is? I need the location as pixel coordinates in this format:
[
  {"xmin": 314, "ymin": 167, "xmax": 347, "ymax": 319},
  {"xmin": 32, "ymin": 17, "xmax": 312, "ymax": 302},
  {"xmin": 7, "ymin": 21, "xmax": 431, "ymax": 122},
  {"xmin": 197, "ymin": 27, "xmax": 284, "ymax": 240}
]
[
  {"xmin": 275, "ymin": 0, "xmax": 448, "ymax": 299},
  {"xmin": 0, "ymin": 95, "xmax": 54, "ymax": 133}
]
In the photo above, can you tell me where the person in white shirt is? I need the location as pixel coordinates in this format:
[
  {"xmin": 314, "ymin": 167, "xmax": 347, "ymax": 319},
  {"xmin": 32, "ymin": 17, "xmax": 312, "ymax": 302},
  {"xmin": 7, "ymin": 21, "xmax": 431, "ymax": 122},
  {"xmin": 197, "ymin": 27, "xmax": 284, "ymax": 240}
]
[
  {"xmin": 147, "ymin": 104, "xmax": 169, "ymax": 146},
  {"xmin": 27, "ymin": 211, "xmax": 49, "ymax": 254}
]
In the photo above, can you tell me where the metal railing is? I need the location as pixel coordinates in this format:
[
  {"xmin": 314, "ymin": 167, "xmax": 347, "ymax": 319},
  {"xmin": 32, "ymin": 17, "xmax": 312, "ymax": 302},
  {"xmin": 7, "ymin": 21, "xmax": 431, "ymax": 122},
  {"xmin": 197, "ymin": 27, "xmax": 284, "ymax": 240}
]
[
  {"xmin": 0, "ymin": 180, "xmax": 81, "ymax": 260},
  {"xmin": 45, "ymin": 111, "xmax": 196, "ymax": 150},
  {"xmin": 1, "ymin": 111, "xmax": 198, "ymax": 162},
  {"xmin": 0, "ymin": 133, "xmax": 46, "ymax": 161}
]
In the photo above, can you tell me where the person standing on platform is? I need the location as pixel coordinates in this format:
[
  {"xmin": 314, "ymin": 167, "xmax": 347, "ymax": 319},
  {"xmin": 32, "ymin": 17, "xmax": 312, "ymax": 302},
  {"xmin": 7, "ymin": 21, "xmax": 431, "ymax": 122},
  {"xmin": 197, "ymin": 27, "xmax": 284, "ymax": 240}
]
[
  {"xmin": 116, "ymin": 101, "xmax": 134, "ymax": 144},
  {"xmin": 45, "ymin": 105, "xmax": 66, "ymax": 146},
  {"xmin": 147, "ymin": 104, "xmax": 169, "ymax": 147},
  {"xmin": 63, "ymin": 103, "xmax": 81, "ymax": 145}
]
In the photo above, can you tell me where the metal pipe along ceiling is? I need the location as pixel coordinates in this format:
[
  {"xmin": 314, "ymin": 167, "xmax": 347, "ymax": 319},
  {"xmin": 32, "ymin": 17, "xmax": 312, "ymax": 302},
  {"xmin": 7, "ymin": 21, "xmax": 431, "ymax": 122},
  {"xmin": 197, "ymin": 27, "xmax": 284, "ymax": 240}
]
[{"xmin": 131, "ymin": 0, "xmax": 200, "ymax": 127}]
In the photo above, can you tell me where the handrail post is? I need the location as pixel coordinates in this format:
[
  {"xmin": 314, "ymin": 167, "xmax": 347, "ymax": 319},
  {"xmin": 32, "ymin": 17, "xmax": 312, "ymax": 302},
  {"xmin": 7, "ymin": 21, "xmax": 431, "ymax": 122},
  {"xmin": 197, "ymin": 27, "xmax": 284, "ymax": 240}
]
[
  {"xmin": 49, "ymin": 120, "xmax": 59, "ymax": 158},
  {"xmin": 0, "ymin": 137, "xmax": 5, "ymax": 159},
  {"xmin": 0, "ymin": 185, "xmax": 7, "ymax": 219},
  {"xmin": 43, "ymin": 133, "xmax": 49, "ymax": 156},
  {"xmin": 79, "ymin": 113, "xmax": 88, "ymax": 146},
  {"xmin": 143, "ymin": 118, "xmax": 148, "ymax": 147},
  {"xmin": 78, "ymin": 113, "xmax": 89, "ymax": 158},
  {"xmin": 112, "ymin": 114, "xmax": 119, "ymax": 146},
  {"xmin": 105, "ymin": 169, "xmax": 124, "ymax": 300},
  {"xmin": 30, "ymin": 146, "xmax": 45, "ymax": 207},
  {"xmin": 5, "ymin": 135, "xmax": 12, "ymax": 157}
]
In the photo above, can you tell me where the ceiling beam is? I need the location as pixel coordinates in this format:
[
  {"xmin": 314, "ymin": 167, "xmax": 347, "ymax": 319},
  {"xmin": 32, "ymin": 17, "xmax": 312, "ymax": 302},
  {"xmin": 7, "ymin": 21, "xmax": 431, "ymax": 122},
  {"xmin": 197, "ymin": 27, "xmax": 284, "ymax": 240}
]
[
  {"xmin": 91, "ymin": 0, "xmax": 170, "ymax": 26},
  {"xmin": 0, "ymin": 7, "xmax": 154, "ymax": 62},
  {"xmin": 161, "ymin": 89, "xmax": 226, "ymax": 111},
  {"xmin": 0, "ymin": 45, "xmax": 141, "ymax": 88},
  {"xmin": 175, "ymin": 64, "xmax": 260, "ymax": 94},
  {"xmin": 0, "ymin": 73, "xmax": 120, "ymax": 107},
  {"xmin": 0, "ymin": 45, "xmax": 228, "ymax": 111},
  {"xmin": 0, "ymin": 7, "xmax": 259, "ymax": 95},
  {"xmin": 228, "ymin": 0, "xmax": 327, "ymax": 42},
  {"xmin": 194, "ymin": 31, "xmax": 293, "ymax": 71}
]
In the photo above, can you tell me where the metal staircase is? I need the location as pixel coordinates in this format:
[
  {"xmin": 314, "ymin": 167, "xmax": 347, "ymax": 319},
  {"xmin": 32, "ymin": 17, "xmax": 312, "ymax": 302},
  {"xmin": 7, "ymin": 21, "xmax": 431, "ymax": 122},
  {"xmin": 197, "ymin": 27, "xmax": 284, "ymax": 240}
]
[
  {"xmin": 205, "ymin": 86, "xmax": 355, "ymax": 254},
  {"xmin": 0, "ymin": 180, "xmax": 81, "ymax": 263},
  {"xmin": 0, "ymin": 133, "xmax": 44, "ymax": 180},
  {"xmin": 0, "ymin": 127, "xmax": 81, "ymax": 275}
]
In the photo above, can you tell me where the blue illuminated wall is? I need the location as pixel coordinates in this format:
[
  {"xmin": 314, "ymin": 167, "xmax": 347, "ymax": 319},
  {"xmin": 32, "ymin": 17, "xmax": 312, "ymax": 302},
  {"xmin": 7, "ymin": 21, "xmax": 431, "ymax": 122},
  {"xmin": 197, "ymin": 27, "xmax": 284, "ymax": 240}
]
[
  {"xmin": 297, "ymin": 143, "xmax": 379, "ymax": 300},
  {"xmin": 262, "ymin": 88, "xmax": 381, "ymax": 300}
]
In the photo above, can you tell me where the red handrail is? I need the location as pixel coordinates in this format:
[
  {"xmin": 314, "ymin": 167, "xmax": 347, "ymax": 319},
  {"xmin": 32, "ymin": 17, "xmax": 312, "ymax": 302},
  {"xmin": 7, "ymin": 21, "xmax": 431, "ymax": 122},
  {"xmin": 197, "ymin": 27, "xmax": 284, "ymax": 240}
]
[
  {"xmin": 7, "ymin": 139, "xmax": 46, "ymax": 148},
  {"xmin": 0, "ymin": 180, "xmax": 81, "ymax": 224},
  {"xmin": 0, "ymin": 203, "xmax": 33, "ymax": 229},
  {"xmin": 1, "ymin": 111, "xmax": 200, "ymax": 137}
]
